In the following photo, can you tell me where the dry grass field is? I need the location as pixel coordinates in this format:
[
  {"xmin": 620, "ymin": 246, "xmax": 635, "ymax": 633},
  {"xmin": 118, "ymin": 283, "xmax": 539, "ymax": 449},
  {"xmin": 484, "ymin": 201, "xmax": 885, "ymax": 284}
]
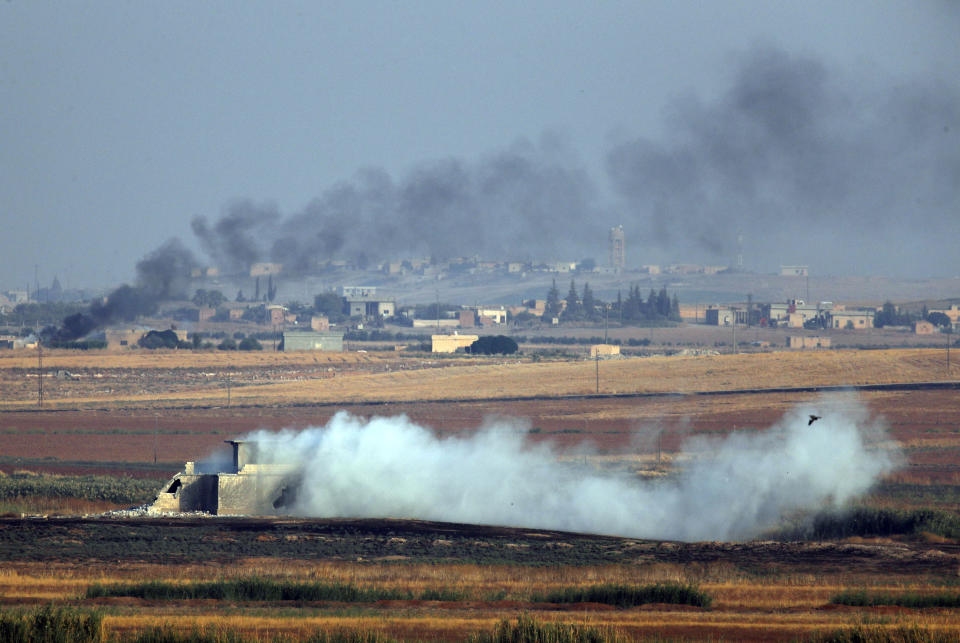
[
  {"xmin": 0, "ymin": 347, "xmax": 955, "ymax": 410},
  {"xmin": 2, "ymin": 346, "xmax": 959, "ymax": 641},
  {"xmin": 3, "ymin": 554, "xmax": 960, "ymax": 642}
]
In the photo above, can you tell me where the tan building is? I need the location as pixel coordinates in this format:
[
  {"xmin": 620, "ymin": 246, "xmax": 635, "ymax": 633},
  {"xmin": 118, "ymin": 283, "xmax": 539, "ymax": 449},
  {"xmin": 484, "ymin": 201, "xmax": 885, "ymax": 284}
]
[
  {"xmin": 459, "ymin": 310, "xmax": 476, "ymax": 328},
  {"xmin": 914, "ymin": 320, "xmax": 936, "ymax": 335},
  {"xmin": 267, "ymin": 305, "xmax": 286, "ymax": 326},
  {"xmin": 787, "ymin": 336, "xmax": 831, "ymax": 349},
  {"xmin": 431, "ymin": 333, "xmax": 478, "ymax": 353},
  {"xmin": 829, "ymin": 310, "xmax": 875, "ymax": 330},
  {"xmin": 590, "ymin": 344, "xmax": 621, "ymax": 358},
  {"xmin": 229, "ymin": 308, "xmax": 245, "ymax": 321},
  {"xmin": 310, "ymin": 315, "xmax": 330, "ymax": 332}
]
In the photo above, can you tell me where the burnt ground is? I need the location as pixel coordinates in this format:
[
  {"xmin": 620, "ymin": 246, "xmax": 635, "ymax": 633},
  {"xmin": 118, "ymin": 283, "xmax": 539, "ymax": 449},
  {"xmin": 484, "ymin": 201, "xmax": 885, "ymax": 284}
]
[{"xmin": 3, "ymin": 516, "xmax": 958, "ymax": 578}]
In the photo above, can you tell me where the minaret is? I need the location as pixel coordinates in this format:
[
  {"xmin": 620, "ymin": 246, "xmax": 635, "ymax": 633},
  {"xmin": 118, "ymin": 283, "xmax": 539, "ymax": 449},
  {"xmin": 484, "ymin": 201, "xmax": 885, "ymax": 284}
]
[{"xmin": 608, "ymin": 225, "xmax": 625, "ymax": 271}]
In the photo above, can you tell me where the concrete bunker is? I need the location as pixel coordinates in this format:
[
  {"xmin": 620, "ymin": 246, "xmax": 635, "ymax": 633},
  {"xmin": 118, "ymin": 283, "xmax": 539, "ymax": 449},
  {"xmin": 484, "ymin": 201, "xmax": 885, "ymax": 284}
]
[{"xmin": 150, "ymin": 440, "xmax": 303, "ymax": 515}]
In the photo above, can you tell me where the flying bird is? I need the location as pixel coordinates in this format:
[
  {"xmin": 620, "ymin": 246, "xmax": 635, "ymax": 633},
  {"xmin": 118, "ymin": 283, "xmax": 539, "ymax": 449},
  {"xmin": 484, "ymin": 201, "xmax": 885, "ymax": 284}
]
[{"xmin": 808, "ymin": 415, "xmax": 822, "ymax": 426}]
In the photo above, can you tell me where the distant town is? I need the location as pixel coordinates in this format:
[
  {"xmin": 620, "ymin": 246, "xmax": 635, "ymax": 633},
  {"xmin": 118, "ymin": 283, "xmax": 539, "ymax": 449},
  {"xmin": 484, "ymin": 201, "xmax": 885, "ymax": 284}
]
[{"xmin": 2, "ymin": 228, "xmax": 959, "ymax": 356}]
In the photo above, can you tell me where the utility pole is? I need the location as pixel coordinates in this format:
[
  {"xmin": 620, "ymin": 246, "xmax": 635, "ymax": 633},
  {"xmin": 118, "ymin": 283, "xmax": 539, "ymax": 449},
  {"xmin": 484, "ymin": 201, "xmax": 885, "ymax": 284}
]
[
  {"xmin": 732, "ymin": 309, "xmax": 738, "ymax": 354},
  {"xmin": 948, "ymin": 327, "xmax": 952, "ymax": 374},
  {"xmin": 595, "ymin": 352, "xmax": 600, "ymax": 394},
  {"xmin": 154, "ymin": 415, "xmax": 159, "ymax": 464},
  {"xmin": 36, "ymin": 341, "xmax": 43, "ymax": 408},
  {"xmin": 226, "ymin": 372, "xmax": 232, "ymax": 407}
]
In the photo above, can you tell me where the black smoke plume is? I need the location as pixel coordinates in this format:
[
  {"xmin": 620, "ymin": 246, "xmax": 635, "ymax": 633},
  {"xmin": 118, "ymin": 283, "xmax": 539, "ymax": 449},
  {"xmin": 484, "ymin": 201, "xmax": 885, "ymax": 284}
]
[
  {"xmin": 605, "ymin": 44, "xmax": 959, "ymax": 274},
  {"xmin": 190, "ymin": 135, "xmax": 601, "ymax": 274},
  {"xmin": 50, "ymin": 239, "xmax": 198, "ymax": 341}
]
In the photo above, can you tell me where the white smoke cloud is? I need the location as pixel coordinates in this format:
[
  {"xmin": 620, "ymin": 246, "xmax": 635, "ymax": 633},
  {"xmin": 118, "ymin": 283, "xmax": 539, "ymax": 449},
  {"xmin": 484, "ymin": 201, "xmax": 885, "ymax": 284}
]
[{"xmin": 237, "ymin": 395, "xmax": 900, "ymax": 541}]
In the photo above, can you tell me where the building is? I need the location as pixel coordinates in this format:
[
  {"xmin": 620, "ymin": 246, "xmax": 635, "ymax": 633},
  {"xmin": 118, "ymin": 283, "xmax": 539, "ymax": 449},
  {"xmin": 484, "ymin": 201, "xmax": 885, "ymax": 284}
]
[
  {"xmin": 459, "ymin": 310, "xmax": 476, "ymax": 328},
  {"xmin": 704, "ymin": 306, "xmax": 748, "ymax": 326},
  {"xmin": 590, "ymin": 344, "xmax": 621, "ymax": 358},
  {"xmin": 780, "ymin": 265, "xmax": 809, "ymax": 276},
  {"xmin": 341, "ymin": 286, "xmax": 395, "ymax": 319},
  {"xmin": 267, "ymin": 305, "xmax": 286, "ymax": 326},
  {"xmin": 828, "ymin": 309, "xmax": 875, "ymax": 330},
  {"xmin": 250, "ymin": 263, "xmax": 283, "ymax": 277},
  {"xmin": 431, "ymin": 333, "xmax": 478, "ymax": 353},
  {"xmin": 915, "ymin": 320, "xmax": 936, "ymax": 335},
  {"xmin": 929, "ymin": 304, "xmax": 960, "ymax": 331},
  {"xmin": 282, "ymin": 330, "xmax": 343, "ymax": 352},
  {"xmin": 608, "ymin": 225, "xmax": 625, "ymax": 271},
  {"xmin": 787, "ymin": 336, "xmax": 831, "ymax": 349},
  {"xmin": 476, "ymin": 307, "xmax": 507, "ymax": 325},
  {"xmin": 150, "ymin": 440, "xmax": 301, "ymax": 515},
  {"xmin": 413, "ymin": 318, "xmax": 459, "ymax": 329},
  {"xmin": 310, "ymin": 315, "xmax": 330, "ymax": 332},
  {"xmin": 768, "ymin": 300, "xmax": 832, "ymax": 327}
]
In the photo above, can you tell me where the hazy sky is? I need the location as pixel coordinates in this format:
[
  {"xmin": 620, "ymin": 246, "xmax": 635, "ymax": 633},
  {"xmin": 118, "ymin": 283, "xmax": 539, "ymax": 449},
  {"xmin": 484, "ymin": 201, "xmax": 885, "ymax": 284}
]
[{"xmin": 2, "ymin": 1, "xmax": 958, "ymax": 289}]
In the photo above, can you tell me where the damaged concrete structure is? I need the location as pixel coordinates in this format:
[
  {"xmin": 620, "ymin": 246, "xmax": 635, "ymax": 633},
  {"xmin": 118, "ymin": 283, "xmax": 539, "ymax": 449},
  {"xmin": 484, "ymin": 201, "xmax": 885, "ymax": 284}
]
[{"xmin": 150, "ymin": 440, "xmax": 302, "ymax": 515}]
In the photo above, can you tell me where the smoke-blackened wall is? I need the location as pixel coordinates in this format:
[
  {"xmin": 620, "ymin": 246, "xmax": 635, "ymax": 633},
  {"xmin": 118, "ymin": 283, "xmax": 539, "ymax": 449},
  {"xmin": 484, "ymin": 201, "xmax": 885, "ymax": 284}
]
[{"xmin": 605, "ymin": 45, "xmax": 959, "ymax": 273}]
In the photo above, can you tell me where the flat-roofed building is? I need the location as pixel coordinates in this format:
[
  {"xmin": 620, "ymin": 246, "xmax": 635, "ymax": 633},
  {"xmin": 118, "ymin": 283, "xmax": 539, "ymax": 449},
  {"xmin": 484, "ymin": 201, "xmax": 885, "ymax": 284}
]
[
  {"xmin": 432, "ymin": 333, "xmax": 478, "ymax": 353},
  {"xmin": 282, "ymin": 330, "xmax": 343, "ymax": 352},
  {"xmin": 787, "ymin": 336, "xmax": 831, "ymax": 349}
]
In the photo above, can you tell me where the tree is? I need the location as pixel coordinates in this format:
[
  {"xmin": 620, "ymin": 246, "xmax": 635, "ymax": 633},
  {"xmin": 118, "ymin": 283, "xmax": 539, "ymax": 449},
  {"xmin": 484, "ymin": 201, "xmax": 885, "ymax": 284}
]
[
  {"xmin": 561, "ymin": 280, "xmax": 581, "ymax": 320},
  {"xmin": 314, "ymin": 292, "xmax": 347, "ymax": 323},
  {"xmin": 577, "ymin": 257, "xmax": 596, "ymax": 271},
  {"xmin": 544, "ymin": 279, "xmax": 562, "ymax": 319},
  {"xmin": 217, "ymin": 337, "xmax": 237, "ymax": 350},
  {"xmin": 927, "ymin": 311, "xmax": 952, "ymax": 328},
  {"xmin": 238, "ymin": 337, "xmax": 263, "ymax": 351},
  {"xmin": 468, "ymin": 335, "xmax": 518, "ymax": 355},
  {"xmin": 138, "ymin": 329, "xmax": 181, "ymax": 349},
  {"xmin": 581, "ymin": 282, "xmax": 597, "ymax": 321},
  {"xmin": 192, "ymin": 289, "xmax": 225, "ymax": 308}
]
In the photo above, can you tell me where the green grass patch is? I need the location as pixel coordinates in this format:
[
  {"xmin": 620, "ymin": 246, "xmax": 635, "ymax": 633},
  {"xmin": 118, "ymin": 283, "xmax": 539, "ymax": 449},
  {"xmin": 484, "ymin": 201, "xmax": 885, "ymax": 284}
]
[
  {"xmin": 809, "ymin": 623, "xmax": 956, "ymax": 643},
  {"xmin": 468, "ymin": 614, "xmax": 631, "ymax": 643},
  {"xmin": 831, "ymin": 589, "xmax": 960, "ymax": 608},
  {"xmin": 774, "ymin": 506, "xmax": 960, "ymax": 540},
  {"xmin": 532, "ymin": 582, "xmax": 711, "ymax": 608},
  {"xmin": 0, "ymin": 605, "xmax": 102, "ymax": 643},
  {"xmin": 85, "ymin": 578, "xmax": 464, "ymax": 603},
  {"xmin": 0, "ymin": 472, "xmax": 162, "ymax": 505}
]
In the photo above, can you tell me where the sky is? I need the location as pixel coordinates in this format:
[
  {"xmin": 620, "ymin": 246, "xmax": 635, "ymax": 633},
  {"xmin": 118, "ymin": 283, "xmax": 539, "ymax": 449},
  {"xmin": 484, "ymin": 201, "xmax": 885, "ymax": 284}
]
[{"xmin": 2, "ymin": 1, "xmax": 958, "ymax": 290}]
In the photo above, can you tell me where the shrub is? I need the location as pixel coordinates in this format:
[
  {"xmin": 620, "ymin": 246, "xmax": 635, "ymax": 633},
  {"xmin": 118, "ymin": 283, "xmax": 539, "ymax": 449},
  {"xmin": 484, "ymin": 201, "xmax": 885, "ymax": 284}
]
[
  {"xmin": 831, "ymin": 589, "xmax": 960, "ymax": 608},
  {"xmin": 0, "ymin": 605, "xmax": 102, "ymax": 643},
  {"xmin": 237, "ymin": 337, "xmax": 262, "ymax": 351},
  {"xmin": 468, "ymin": 614, "xmax": 629, "ymax": 643},
  {"xmin": 468, "ymin": 335, "xmax": 519, "ymax": 355},
  {"xmin": 534, "ymin": 582, "xmax": 711, "ymax": 608}
]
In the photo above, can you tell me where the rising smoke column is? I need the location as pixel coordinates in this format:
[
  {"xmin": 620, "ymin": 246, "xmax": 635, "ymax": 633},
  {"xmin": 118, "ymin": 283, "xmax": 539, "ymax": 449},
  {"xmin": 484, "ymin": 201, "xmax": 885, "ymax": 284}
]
[
  {"xmin": 189, "ymin": 135, "xmax": 601, "ymax": 272},
  {"xmin": 239, "ymin": 395, "xmax": 899, "ymax": 542},
  {"xmin": 606, "ymin": 44, "xmax": 960, "ymax": 274}
]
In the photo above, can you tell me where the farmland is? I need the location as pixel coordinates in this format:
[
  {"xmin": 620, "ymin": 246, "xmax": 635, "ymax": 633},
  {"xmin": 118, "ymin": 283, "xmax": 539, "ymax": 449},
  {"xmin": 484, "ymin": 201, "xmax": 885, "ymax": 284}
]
[{"xmin": 1, "ymin": 347, "xmax": 959, "ymax": 640}]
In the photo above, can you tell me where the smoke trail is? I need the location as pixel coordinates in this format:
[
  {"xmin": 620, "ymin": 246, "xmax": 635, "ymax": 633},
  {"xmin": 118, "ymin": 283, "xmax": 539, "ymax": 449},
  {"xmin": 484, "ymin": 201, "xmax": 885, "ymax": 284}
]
[
  {"xmin": 605, "ymin": 44, "xmax": 959, "ymax": 273},
  {"xmin": 239, "ymin": 396, "xmax": 899, "ymax": 541},
  {"xmin": 189, "ymin": 134, "xmax": 601, "ymax": 272}
]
